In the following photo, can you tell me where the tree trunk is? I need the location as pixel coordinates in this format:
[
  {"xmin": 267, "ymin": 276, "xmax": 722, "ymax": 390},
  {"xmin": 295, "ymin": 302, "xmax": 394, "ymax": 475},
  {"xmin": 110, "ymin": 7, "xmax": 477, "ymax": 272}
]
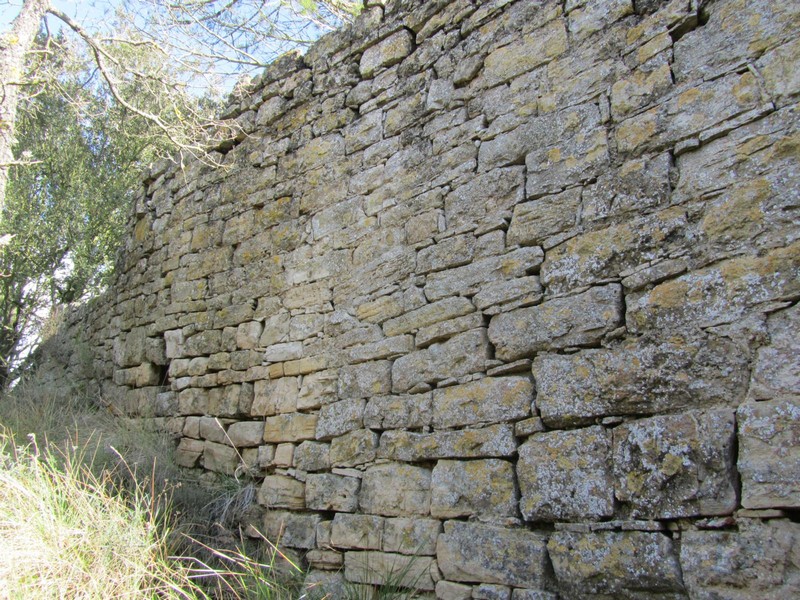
[{"xmin": 0, "ymin": 0, "xmax": 50, "ymax": 214}]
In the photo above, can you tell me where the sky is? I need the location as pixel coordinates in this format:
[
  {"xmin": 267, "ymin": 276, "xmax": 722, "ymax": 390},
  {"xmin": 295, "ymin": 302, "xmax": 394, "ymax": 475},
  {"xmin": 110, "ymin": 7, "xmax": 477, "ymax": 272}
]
[{"xmin": 1, "ymin": 1, "xmax": 117, "ymax": 31}]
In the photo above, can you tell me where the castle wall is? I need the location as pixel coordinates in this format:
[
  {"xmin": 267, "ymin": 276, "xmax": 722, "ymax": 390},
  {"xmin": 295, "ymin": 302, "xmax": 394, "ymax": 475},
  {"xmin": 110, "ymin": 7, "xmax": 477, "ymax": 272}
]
[{"xmin": 40, "ymin": 0, "xmax": 800, "ymax": 597}]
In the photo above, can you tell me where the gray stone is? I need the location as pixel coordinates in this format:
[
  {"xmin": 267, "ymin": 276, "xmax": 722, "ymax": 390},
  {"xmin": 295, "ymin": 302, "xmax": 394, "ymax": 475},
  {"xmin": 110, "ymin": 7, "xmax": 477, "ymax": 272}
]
[
  {"xmin": 338, "ymin": 361, "xmax": 392, "ymax": 399},
  {"xmin": 613, "ymin": 410, "xmax": 738, "ymax": 518},
  {"xmin": 379, "ymin": 424, "xmax": 517, "ymax": 461},
  {"xmin": 329, "ymin": 429, "xmax": 378, "ymax": 467},
  {"xmin": 330, "ymin": 513, "xmax": 384, "ymax": 550},
  {"xmin": 263, "ymin": 413, "xmax": 318, "ymax": 443},
  {"xmin": 257, "ymin": 475, "xmax": 305, "ymax": 509},
  {"xmin": 432, "ymin": 376, "xmax": 533, "ymax": 428},
  {"xmin": 383, "ymin": 297, "xmax": 475, "ymax": 337},
  {"xmin": 383, "ymin": 518, "xmax": 441, "ymax": 555},
  {"xmin": 305, "ymin": 473, "xmax": 360, "ymax": 512},
  {"xmin": 364, "ymin": 393, "xmax": 433, "ymax": 430},
  {"xmin": 436, "ymin": 521, "xmax": 550, "ymax": 588},
  {"xmin": 738, "ymin": 397, "xmax": 800, "ymax": 509},
  {"xmin": 316, "ymin": 398, "xmax": 366, "ymax": 440},
  {"xmin": 518, "ymin": 426, "xmax": 614, "ymax": 521},
  {"xmin": 431, "ymin": 459, "xmax": 518, "ymax": 519},
  {"xmin": 252, "ymin": 376, "xmax": 299, "ymax": 416},
  {"xmin": 293, "ymin": 441, "xmax": 330, "ymax": 472},
  {"xmin": 262, "ymin": 511, "xmax": 320, "ymax": 549},
  {"xmin": 748, "ymin": 304, "xmax": 800, "ymax": 402},
  {"xmin": 226, "ymin": 421, "xmax": 265, "ymax": 447},
  {"xmin": 203, "ymin": 441, "xmax": 240, "ymax": 475},
  {"xmin": 359, "ymin": 463, "xmax": 431, "ymax": 517},
  {"xmin": 344, "ymin": 551, "xmax": 437, "ymax": 591},
  {"xmin": 360, "ymin": 30, "xmax": 415, "ymax": 77},
  {"xmin": 489, "ymin": 284, "xmax": 624, "ymax": 361}
]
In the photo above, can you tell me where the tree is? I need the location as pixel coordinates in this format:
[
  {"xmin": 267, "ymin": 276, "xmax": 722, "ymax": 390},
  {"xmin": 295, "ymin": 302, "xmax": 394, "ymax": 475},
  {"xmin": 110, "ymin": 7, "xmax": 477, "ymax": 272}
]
[{"xmin": 0, "ymin": 0, "xmax": 362, "ymax": 213}]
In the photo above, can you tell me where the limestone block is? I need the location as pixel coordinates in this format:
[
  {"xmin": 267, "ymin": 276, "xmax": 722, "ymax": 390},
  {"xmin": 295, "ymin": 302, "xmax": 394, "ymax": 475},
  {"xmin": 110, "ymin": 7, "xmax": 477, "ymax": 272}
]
[
  {"xmin": 489, "ymin": 284, "xmax": 623, "ymax": 361},
  {"xmin": 379, "ymin": 424, "xmax": 517, "ymax": 461},
  {"xmin": 738, "ymin": 397, "xmax": 800, "ymax": 509},
  {"xmin": 417, "ymin": 234, "xmax": 476, "ymax": 275},
  {"xmin": 383, "ymin": 518, "xmax": 441, "ymax": 555},
  {"xmin": 259, "ymin": 313, "xmax": 290, "ymax": 347},
  {"xmin": 518, "ymin": 426, "xmax": 614, "ymax": 521},
  {"xmin": 182, "ymin": 330, "xmax": 222, "ymax": 357},
  {"xmin": 627, "ymin": 242, "xmax": 800, "ymax": 333},
  {"xmin": 436, "ymin": 521, "xmax": 550, "ymax": 588},
  {"xmin": 680, "ymin": 521, "xmax": 800, "ymax": 599},
  {"xmin": 348, "ymin": 335, "xmax": 414, "ymax": 363},
  {"xmin": 263, "ymin": 413, "xmax": 318, "ymax": 443},
  {"xmin": 175, "ymin": 437, "xmax": 204, "ymax": 467},
  {"xmin": 164, "ymin": 329, "xmax": 185, "ymax": 359},
  {"xmin": 199, "ymin": 416, "xmax": 228, "ymax": 443},
  {"xmin": 383, "ymin": 297, "xmax": 475, "ymax": 337},
  {"xmin": 360, "ymin": 30, "xmax": 415, "ymax": 78},
  {"xmin": 264, "ymin": 341, "xmax": 303, "ymax": 363},
  {"xmin": 227, "ymin": 421, "xmax": 265, "ymax": 447},
  {"xmin": 483, "ymin": 19, "xmax": 567, "ymax": 86},
  {"xmin": 289, "ymin": 313, "xmax": 324, "ymax": 342},
  {"xmin": 316, "ymin": 398, "xmax": 366, "ymax": 440},
  {"xmin": 424, "ymin": 247, "xmax": 544, "ymax": 302},
  {"xmin": 533, "ymin": 336, "xmax": 749, "ymax": 427},
  {"xmin": 511, "ymin": 590, "xmax": 556, "ymax": 600},
  {"xmin": 252, "ymin": 377, "xmax": 299, "ymax": 416},
  {"xmin": 257, "ymin": 475, "xmax": 305, "ymax": 509},
  {"xmin": 344, "ymin": 551, "xmax": 437, "ymax": 591},
  {"xmin": 305, "ymin": 473, "xmax": 360, "ymax": 512},
  {"xmin": 203, "ymin": 441, "xmax": 240, "ymax": 476},
  {"xmin": 547, "ymin": 531, "xmax": 684, "ymax": 597},
  {"xmin": 293, "ymin": 441, "xmax": 330, "ymax": 472},
  {"xmin": 758, "ymin": 37, "xmax": 800, "ymax": 106},
  {"xmin": 611, "ymin": 62, "xmax": 673, "ymax": 119},
  {"xmin": 473, "ymin": 584, "xmax": 511, "ymax": 600},
  {"xmin": 344, "ymin": 109, "xmax": 383, "ymax": 154},
  {"xmin": 282, "ymin": 280, "xmax": 332, "ymax": 310},
  {"xmin": 178, "ymin": 388, "xmax": 208, "ymax": 415},
  {"xmin": 444, "ymin": 167, "xmax": 525, "ymax": 232},
  {"xmin": 431, "ymin": 459, "xmax": 518, "ymax": 519},
  {"xmin": 297, "ymin": 369, "xmax": 338, "ymax": 410},
  {"xmin": 359, "ymin": 463, "xmax": 431, "ymax": 517},
  {"xmin": 364, "ymin": 393, "xmax": 433, "ymax": 430},
  {"xmin": 330, "ymin": 429, "xmax": 378, "ymax": 467},
  {"xmin": 262, "ymin": 511, "xmax": 320, "ymax": 550},
  {"xmin": 567, "ymin": 0, "xmax": 633, "ymax": 41},
  {"xmin": 214, "ymin": 303, "xmax": 254, "ymax": 329},
  {"xmin": 331, "ymin": 513, "xmax": 384, "ymax": 550},
  {"xmin": 472, "ymin": 277, "xmax": 543, "ymax": 313},
  {"xmin": 541, "ymin": 206, "xmax": 688, "ymax": 295},
  {"xmin": 391, "ymin": 329, "xmax": 490, "ymax": 393},
  {"xmin": 748, "ymin": 305, "xmax": 800, "ymax": 402},
  {"xmin": 338, "ymin": 361, "xmax": 392, "ymax": 399},
  {"xmin": 613, "ymin": 410, "xmax": 737, "ymax": 518},
  {"xmin": 436, "ymin": 581, "xmax": 472, "ymax": 600},
  {"xmin": 432, "ymin": 376, "xmax": 533, "ymax": 428},
  {"xmin": 415, "ymin": 313, "xmax": 485, "ymax": 348}
]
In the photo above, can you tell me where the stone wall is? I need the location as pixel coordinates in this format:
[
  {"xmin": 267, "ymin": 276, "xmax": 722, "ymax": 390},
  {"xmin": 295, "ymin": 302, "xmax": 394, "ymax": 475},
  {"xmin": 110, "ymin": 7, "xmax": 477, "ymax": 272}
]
[{"xmin": 39, "ymin": 0, "xmax": 800, "ymax": 597}]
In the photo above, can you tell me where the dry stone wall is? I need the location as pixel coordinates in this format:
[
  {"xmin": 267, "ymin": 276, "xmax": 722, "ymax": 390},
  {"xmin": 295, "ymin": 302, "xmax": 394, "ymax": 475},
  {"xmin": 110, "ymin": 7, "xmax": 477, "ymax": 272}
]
[{"xmin": 39, "ymin": 0, "xmax": 800, "ymax": 597}]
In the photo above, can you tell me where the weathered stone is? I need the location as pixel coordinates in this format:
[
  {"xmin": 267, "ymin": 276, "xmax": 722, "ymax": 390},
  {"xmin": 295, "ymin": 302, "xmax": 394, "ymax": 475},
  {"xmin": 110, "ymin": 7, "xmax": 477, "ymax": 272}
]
[
  {"xmin": 316, "ymin": 398, "xmax": 366, "ymax": 440},
  {"xmin": 344, "ymin": 551, "xmax": 437, "ymax": 591},
  {"xmin": 263, "ymin": 413, "xmax": 318, "ymax": 443},
  {"xmin": 567, "ymin": 0, "xmax": 633, "ymax": 41},
  {"xmin": 489, "ymin": 284, "xmax": 623, "ymax": 361},
  {"xmin": 392, "ymin": 329, "xmax": 490, "ymax": 393},
  {"xmin": 432, "ymin": 376, "xmax": 533, "ymax": 428},
  {"xmin": 548, "ymin": 531, "xmax": 684, "ymax": 597},
  {"xmin": 415, "ymin": 313, "xmax": 486, "ymax": 348},
  {"xmin": 533, "ymin": 336, "xmax": 749, "ymax": 427},
  {"xmin": 738, "ymin": 397, "xmax": 800, "ymax": 509},
  {"xmin": 613, "ymin": 410, "xmax": 738, "ymax": 518},
  {"xmin": 360, "ymin": 30, "xmax": 415, "ymax": 77},
  {"xmin": 518, "ymin": 426, "xmax": 614, "ymax": 521},
  {"xmin": 178, "ymin": 388, "xmax": 208, "ymax": 415},
  {"xmin": 329, "ymin": 429, "xmax": 378, "ymax": 467},
  {"xmin": 297, "ymin": 369, "xmax": 338, "ymax": 410},
  {"xmin": 252, "ymin": 376, "xmax": 299, "ymax": 416},
  {"xmin": 305, "ymin": 473, "xmax": 360, "ymax": 512},
  {"xmin": 436, "ymin": 581, "xmax": 473, "ymax": 600},
  {"xmin": 444, "ymin": 167, "xmax": 525, "ymax": 231},
  {"xmin": 383, "ymin": 518, "xmax": 441, "ymax": 556},
  {"xmin": 431, "ymin": 459, "xmax": 518, "ymax": 520},
  {"xmin": 437, "ymin": 521, "xmax": 550, "ymax": 588},
  {"xmin": 262, "ymin": 511, "xmax": 320, "ymax": 550},
  {"xmin": 383, "ymin": 297, "xmax": 475, "ymax": 337},
  {"xmin": 483, "ymin": 19, "xmax": 567, "ymax": 86},
  {"xmin": 417, "ymin": 234, "xmax": 476, "ymax": 275},
  {"xmin": 680, "ymin": 521, "xmax": 800, "ymax": 599},
  {"xmin": 338, "ymin": 361, "xmax": 392, "ymax": 399},
  {"xmin": 272, "ymin": 443, "xmax": 294, "ymax": 468},
  {"xmin": 473, "ymin": 584, "xmax": 512, "ymax": 600},
  {"xmin": 330, "ymin": 513, "xmax": 384, "ymax": 550},
  {"xmin": 748, "ymin": 304, "xmax": 800, "ymax": 402},
  {"xmin": 293, "ymin": 441, "xmax": 330, "ymax": 472},
  {"xmin": 203, "ymin": 441, "xmax": 240, "ymax": 475},
  {"xmin": 379, "ymin": 424, "xmax": 517, "ymax": 461},
  {"xmin": 359, "ymin": 463, "xmax": 431, "ymax": 517},
  {"xmin": 424, "ymin": 247, "xmax": 544, "ymax": 302},
  {"xmin": 363, "ymin": 393, "xmax": 433, "ymax": 429},
  {"xmin": 175, "ymin": 437, "xmax": 204, "ymax": 467},
  {"xmin": 257, "ymin": 475, "xmax": 305, "ymax": 509},
  {"xmin": 226, "ymin": 421, "xmax": 264, "ymax": 447}
]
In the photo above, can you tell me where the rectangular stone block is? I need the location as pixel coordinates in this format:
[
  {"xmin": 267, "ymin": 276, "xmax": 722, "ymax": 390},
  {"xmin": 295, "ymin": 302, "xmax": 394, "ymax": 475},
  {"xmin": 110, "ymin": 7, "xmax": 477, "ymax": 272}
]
[
  {"xmin": 444, "ymin": 167, "xmax": 525, "ymax": 231},
  {"xmin": 364, "ymin": 393, "xmax": 433, "ymax": 430},
  {"xmin": 417, "ymin": 234, "xmax": 476, "ymax": 274},
  {"xmin": 391, "ymin": 329, "xmax": 490, "ymax": 393},
  {"xmin": 432, "ymin": 376, "xmax": 533, "ymax": 429},
  {"xmin": 293, "ymin": 441, "xmax": 330, "ymax": 472},
  {"xmin": 203, "ymin": 441, "xmax": 240, "ymax": 475},
  {"xmin": 518, "ymin": 426, "xmax": 614, "ymax": 522},
  {"xmin": 344, "ymin": 551, "xmax": 437, "ymax": 592},
  {"xmin": 359, "ymin": 29, "xmax": 415, "ymax": 77},
  {"xmin": 383, "ymin": 297, "xmax": 475, "ymax": 337},
  {"xmin": 415, "ymin": 313, "xmax": 485, "ymax": 348},
  {"xmin": 383, "ymin": 518, "xmax": 441, "ymax": 556},
  {"xmin": 262, "ymin": 511, "xmax": 321, "ymax": 550},
  {"xmin": 613, "ymin": 409, "xmax": 737, "ymax": 518},
  {"xmin": 489, "ymin": 284, "xmax": 623, "ymax": 361},
  {"xmin": 257, "ymin": 475, "xmax": 305, "ymax": 509},
  {"xmin": 305, "ymin": 473, "xmax": 360, "ymax": 512},
  {"xmin": 738, "ymin": 397, "xmax": 800, "ymax": 509},
  {"xmin": 297, "ymin": 369, "xmax": 337, "ymax": 410},
  {"xmin": 359, "ymin": 463, "xmax": 432, "ymax": 517},
  {"xmin": 472, "ymin": 276, "xmax": 543, "ymax": 314},
  {"xmin": 437, "ymin": 522, "xmax": 550, "ymax": 588},
  {"xmin": 338, "ymin": 361, "xmax": 392, "ymax": 399},
  {"xmin": 747, "ymin": 304, "xmax": 800, "ymax": 403},
  {"xmin": 330, "ymin": 429, "xmax": 378, "ymax": 467},
  {"xmin": 316, "ymin": 398, "xmax": 366, "ymax": 440},
  {"xmin": 379, "ymin": 424, "xmax": 517, "ymax": 461},
  {"xmin": 432, "ymin": 459, "xmax": 518, "ymax": 520},
  {"xmin": 533, "ymin": 336, "xmax": 749, "ymax": 427},
  {"xmin": 226, "ymin": 421, "xmax": 265, "ymax": 447},
  {"xmin": 263, "ymin": 413, "xmax": 318, "ymax": 443},
  {"xmin": 252, "ymin": 377, "xmax": 299, "ymax": 416},
  {"xmin": 548, "ymin": 531, "xmax": 684, "ymax": 597},
  {"xmin": 330, "ymin": 513, "xmax": 385, "ymax": 550},
  {"xmin": 483, "ymin": 19, "xmax": 567, "ymax": 86},
  {"xmin": 348, "ymin": 335, "xmax": 414, "ymax": 363}
]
